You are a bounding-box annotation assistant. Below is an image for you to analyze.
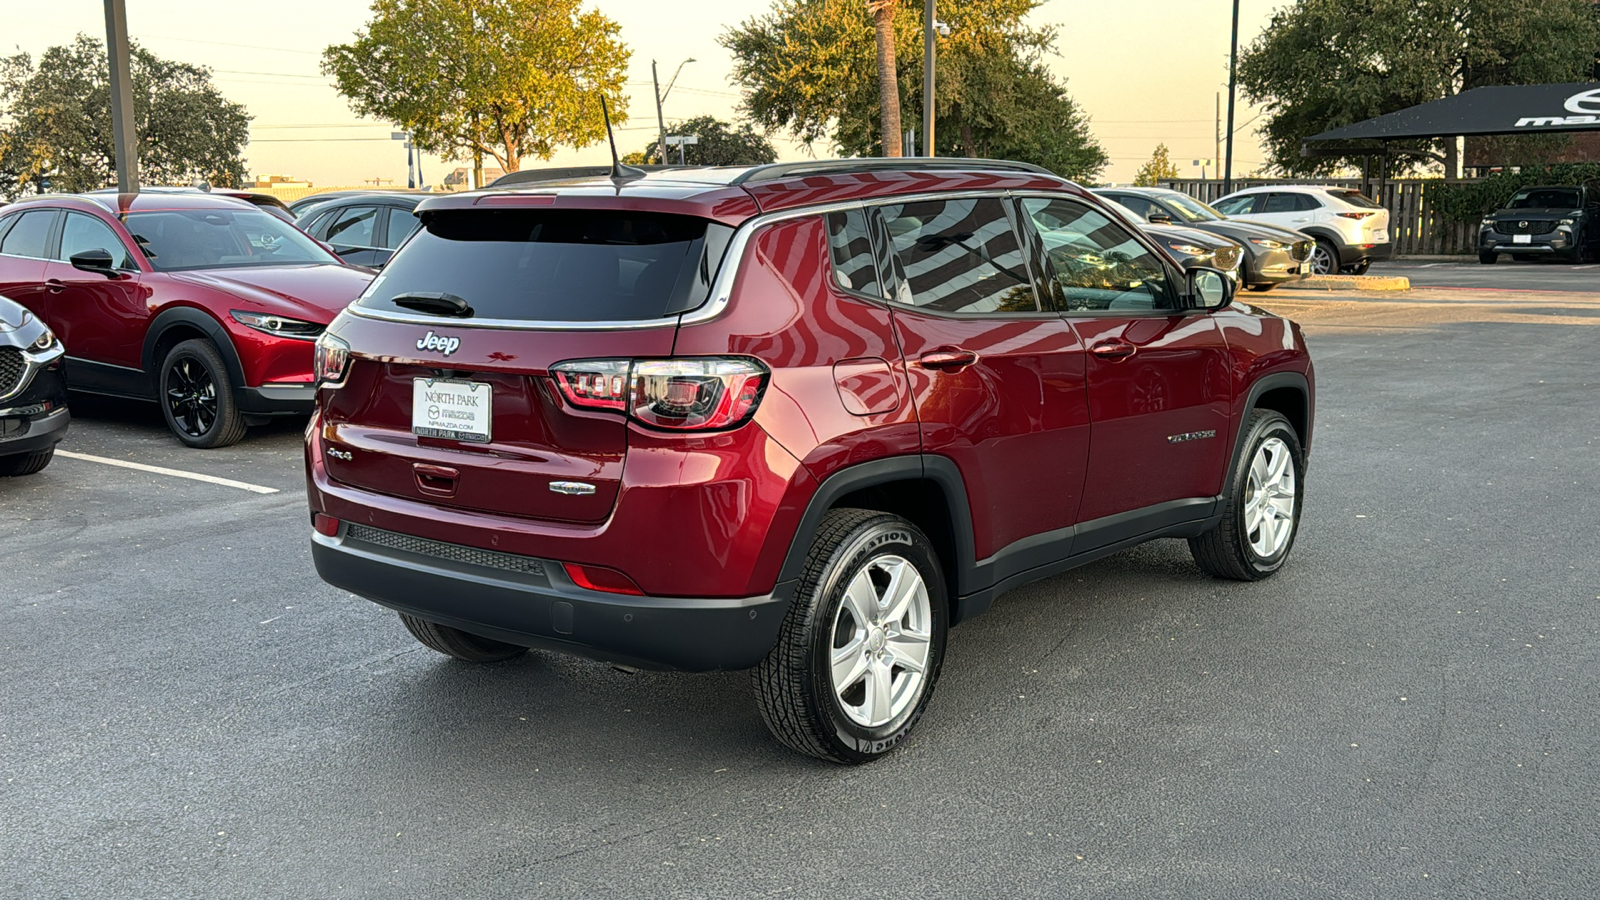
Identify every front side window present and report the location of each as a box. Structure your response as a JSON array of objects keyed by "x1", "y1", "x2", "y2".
[
  {"x1": 1263, "y1": 193, "x2": 1313, "y2": 213},
  {"x1": 1213, "y1": 195, "x2": 1258, "y2": 216},
  {"x1": 59, "y1": 213, "x2": 135, "y2": 269},
  {"x1": 0, "y1": 210, "x2": 57, "y2": 259},
  {"x1": 878, "y1": 197, "x2": 1036, "y2": 314},
  {"x1": 120, "y1": 208, "x2": 337, "y2": 271},
  {"x1": 1021, "y1": 197, "x2": 1173, "y2": 312},
  {"x1": 1107, "y1": 194, "x2": 1161, "y2": 221},
  {"x1": 826, "y1": 209, "x2": 881, "y2": 296},
  {"x1": 326, "y1": 206, "x2": 379, "y2": 249}
]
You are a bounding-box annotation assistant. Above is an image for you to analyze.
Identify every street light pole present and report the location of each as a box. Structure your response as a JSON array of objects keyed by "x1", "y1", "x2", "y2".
[
  {"x1": 653, "y1": 58, "x2": 695, "y2": 165},
  {"x1": 923, "y1": 0, "x2": 935, "y2": 158},
  {"x1": 1223, "y1": 0, "x2": 1240, "y2": 195},
  {"x1": 103, "y1": 0, "x2": 139, "y2": 192}
]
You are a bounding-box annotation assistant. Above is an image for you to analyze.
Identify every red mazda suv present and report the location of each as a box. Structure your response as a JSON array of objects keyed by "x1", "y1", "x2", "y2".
[
  {"x1": 306, "y1": 160, "x2": 1314, "y2": 763},
  {"x1": 0, "y1": 192, "x2": 373, "y2": 447}
]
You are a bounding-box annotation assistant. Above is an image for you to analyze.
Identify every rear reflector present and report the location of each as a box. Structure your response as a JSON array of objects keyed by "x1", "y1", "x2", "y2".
[
  {"x1": 563, "y1": 562, "x2": 644, "y2": 595},
  {"x1": 313, "y1": 513, "x2": 340, "y2": 537}
]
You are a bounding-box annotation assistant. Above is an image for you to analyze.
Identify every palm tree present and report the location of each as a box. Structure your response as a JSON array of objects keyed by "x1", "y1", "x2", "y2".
[{"x1": 869, "y1": 1, "x2": 902, "y2": 157}]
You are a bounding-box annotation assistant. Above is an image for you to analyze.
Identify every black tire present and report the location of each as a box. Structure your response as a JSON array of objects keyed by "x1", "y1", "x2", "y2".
[
  {"x1": 399, "y1": 613, "x2": 529, "y2": 662},
  {"x1": 1244, "y1": 283, "x2": 1276, "y2": 292},
  {"x1": 0, "y1": 447, "x2": 54, "y2": 476},
  {"x1": 1478, "y1": 251, "x2": 1498, "y2": 265},
  {"x1": 1344, "y1": 260, "x2": 1371, "y2": 275},
  {"x1": 1309, "y1": 238, "x2": 1340, "y2": 276},
  {"x1": 754, "y1": 509, "x2": 948, "y2": 764},
  {"x1": 1189, "y1": 409, "x2": 1305, "y2": 581},
  {"x1": 159, "y1": 339, "x2": 247, "y2": 448}
]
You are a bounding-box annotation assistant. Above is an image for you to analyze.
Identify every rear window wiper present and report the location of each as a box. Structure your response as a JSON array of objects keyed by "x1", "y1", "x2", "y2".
[{"x1": 391, "y1": 291, "x2": 473, "y2": 318}]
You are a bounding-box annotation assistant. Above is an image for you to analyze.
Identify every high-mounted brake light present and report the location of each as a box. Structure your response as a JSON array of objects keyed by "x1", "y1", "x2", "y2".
[{"x1": 550, "y1": 357, "x2": 769, "y2": 431}]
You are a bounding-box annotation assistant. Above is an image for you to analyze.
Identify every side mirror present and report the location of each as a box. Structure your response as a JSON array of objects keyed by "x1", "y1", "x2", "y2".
[
  {"x1": 1186, "y1": 266, "x2": 1233, "y2": 311},
  {"x1": 69, "y1": 248, "x2": 118, "y2": 278},
  {"x1": 1147, "y1": 212, "x2": 1173, "y2": 225}
]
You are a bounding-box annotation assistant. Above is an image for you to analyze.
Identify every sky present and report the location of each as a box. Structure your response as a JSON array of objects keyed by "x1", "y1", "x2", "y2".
[{"x1": 5, "y1": 0, "x2": 1281, "y2": 188}]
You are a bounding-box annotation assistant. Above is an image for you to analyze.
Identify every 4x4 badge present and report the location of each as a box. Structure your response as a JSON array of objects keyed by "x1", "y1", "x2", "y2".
[{"x1": 417, "y1": 331, "x2": 461, "y2": 356}]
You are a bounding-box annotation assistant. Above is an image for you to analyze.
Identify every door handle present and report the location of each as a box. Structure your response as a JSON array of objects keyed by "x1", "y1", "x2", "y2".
[
  {"x1": 918, "y1": 348, "x2": 978, "y2": 370},
  {"x1": 1090, "y1": 339, "x2": 1136, "y2": 360},
  {"x1": 413, "y1": 463, "x2": 459, "y2": 497},
  {"x1": 45, "y1": 279, "x2": 64, "y2": 293}
]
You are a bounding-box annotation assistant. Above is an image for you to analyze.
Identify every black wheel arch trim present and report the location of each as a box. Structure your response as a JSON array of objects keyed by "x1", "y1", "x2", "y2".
[
  {"x1": 1227, "y1": 371, "x2": 1312, "y2": 478},
  {"x1": 142, "y1": 307, "x2": 248, "y2": 396}
]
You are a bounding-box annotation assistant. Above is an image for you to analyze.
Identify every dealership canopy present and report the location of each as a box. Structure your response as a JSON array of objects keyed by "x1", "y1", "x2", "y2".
[{"x1": 1307, "y1": 82, "x2": 1600, "y2": 143}]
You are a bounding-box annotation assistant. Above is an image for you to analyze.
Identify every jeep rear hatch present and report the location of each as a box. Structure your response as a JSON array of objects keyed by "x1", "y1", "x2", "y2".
[{"x1": 318, "y1": 207, "x2": 736, "y2": 524}]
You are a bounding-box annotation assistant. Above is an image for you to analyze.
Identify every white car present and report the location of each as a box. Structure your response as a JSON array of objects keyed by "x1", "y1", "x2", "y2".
[{"x1": 1211, "y1": 186, "x2": 1392, "y2": 275}]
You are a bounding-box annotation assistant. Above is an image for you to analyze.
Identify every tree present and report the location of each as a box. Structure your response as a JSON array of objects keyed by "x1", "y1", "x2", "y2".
[
  {"x1": 323, "y1": 0, "x2": 630, "y2": 174},
  {"x1": 1237, "y1": 0, "x2": 1600, "y2": 177},
  {"x1": 1133, "y1": 143, "x2": 1180, "y2": 186},
  {"x1": 636, "y1": 116, "x2": 777, "y2": 166},
  {"x1": 869, "y1": 1, "x2": 903, "y2": 157},
  {"x1": 0, "y1": 35, "x2": 249, "y2": 198},
  {"x1": 720, "y1": 0, "x2": 1107, "y2": 181}
]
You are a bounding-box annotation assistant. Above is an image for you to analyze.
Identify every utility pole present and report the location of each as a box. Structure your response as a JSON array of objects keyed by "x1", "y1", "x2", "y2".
[
  {"x1": 922, "y1": 0, "x2": 935, "y2": 157},
  {"x1": 1223, "y1": 0, "x2": 1240, "y2": 195},
  {"x1": 1215, "y1": 92, "x2": 1221, "y2": 186},
  {"x1": 653, "y1": 60, "x2": 667, "y2": 166},
  {"x1": 103, "y1": 0, "x2": 139, "y2": 192}
]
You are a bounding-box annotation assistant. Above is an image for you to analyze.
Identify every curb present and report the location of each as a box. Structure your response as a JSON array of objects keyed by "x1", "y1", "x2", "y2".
[{"x1": 1296, "y1": 274, "x2": 1411, "y2": 292}]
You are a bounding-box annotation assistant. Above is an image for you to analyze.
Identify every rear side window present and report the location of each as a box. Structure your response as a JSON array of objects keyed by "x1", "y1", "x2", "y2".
[
  {"x1": 1264, "y1": 193, "x2": 1319, "y2": 213},
  {"x1": 383, "y1": 207, "x2": 420, "y2": 249},
  {"x1": 826, "y1": 209, "x2": 880, "y2": 296},
  {"x1": 878, "y1": 197, "x2": 1037, "y2": 314},
  {"x1": 0, "y1": 210, "x2": 56, "y2": 258},
  {"x1": 326, "y1": 206, "x2": 378, "y2": 248},
  {"x1": 1328, "y1": 189, "x2": 1383, "y2": 209},
  {"x1": 359, "y1": 209, "x2": 734, "y2": 322}
]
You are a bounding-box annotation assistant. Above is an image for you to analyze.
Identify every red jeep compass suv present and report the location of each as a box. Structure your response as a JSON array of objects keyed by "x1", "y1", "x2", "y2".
[{"x1": 306, "y1": 160, "x2": 1314, "y2": 763}]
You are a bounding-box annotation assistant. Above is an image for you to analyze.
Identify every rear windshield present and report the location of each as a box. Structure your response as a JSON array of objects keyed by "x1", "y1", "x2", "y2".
[
  {"x1": 357, "y1": 209, "x2": 734, "y2": 322},
  {"x1": 1327, "y1": 189, "x2": 1383, "y2": 209}
]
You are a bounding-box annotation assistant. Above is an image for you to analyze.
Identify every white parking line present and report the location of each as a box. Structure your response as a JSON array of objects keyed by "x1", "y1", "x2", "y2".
[
  {"x1": 55, "y1": 450, "x2": 280, "y2": 494},
  {"x1": 1574, "y1": 264, "x2": 1600, "y2": 270}
]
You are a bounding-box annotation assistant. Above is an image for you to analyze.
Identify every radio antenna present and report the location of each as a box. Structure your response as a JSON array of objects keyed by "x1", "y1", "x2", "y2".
[{"x1": 601, "y1": 95, "x2": 646, "y2": 182}]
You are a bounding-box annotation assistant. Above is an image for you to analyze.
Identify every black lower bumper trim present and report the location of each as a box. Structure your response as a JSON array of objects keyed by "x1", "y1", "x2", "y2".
[
  {"x1": 0, "y1": 407, "x2": 70, "y2": 456},
  {"x1": 312, "y1": 530, "x2": 792, "y2": 672},
  {"x1": 240, "y1": 383, "x2": 315, "y2": 416}
]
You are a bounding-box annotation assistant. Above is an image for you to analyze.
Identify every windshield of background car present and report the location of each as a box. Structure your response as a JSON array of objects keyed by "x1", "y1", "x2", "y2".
[
  {"x1": 120, "y1": 209, "x2": 337, "y2": 271},
  {"x1": 356, "y1": 209, "x2": 734, "y2": 322},
  {"x1": 1328, "y1": 189, "x2": 1384, "y2": 209},
  {"x1": 1162, "y1": 193, "x2": 1225, "y2": 222},
  {"x1": 1507, "y1": 188, "x2": 1581, "y2": 209}
]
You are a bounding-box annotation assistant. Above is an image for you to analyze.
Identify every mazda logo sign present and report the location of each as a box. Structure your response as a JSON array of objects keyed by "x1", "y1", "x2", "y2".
[
  {"x1": 1564, "y1": 88, "x2": 1600, "y2": 115},
  {"x1": 1520, "y1": 220, "x2": 1529, "y2": 228}
]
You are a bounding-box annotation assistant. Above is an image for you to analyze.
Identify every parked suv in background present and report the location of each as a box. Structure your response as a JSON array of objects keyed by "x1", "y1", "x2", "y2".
[
  {"x1": 0, "y1": 193, "x2": 373, "y2": 447},
  {"x1": 1477, "y1": 184, "x2": 1600, "y2": 264},
  {"x1": 294, "y1": 192, "x2": 423, "y2": 269},
  {"x1": 306, "y1": 160, "x2": 1315, "y2": 763},
  {"x1": 1212, "y1": 185, "x2": 1391, "y2": 275},
  {"x1": 0, "y1": 292, "x2": 67, "y2": 475},
  {"x1": 1093, "y1": 187, "x2": 1312, "y2": 291}
]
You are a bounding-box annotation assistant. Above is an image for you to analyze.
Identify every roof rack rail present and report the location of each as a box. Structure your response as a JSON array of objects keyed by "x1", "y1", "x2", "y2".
[
  {"x1": 730, "y1": 157, "x2": 1057, "y2": 184},
  {"x1": 488, "y1": 164, "x2": 706, "y2": 189}
]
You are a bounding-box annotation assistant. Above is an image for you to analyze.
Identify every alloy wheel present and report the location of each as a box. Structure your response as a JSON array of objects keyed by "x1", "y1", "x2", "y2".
[
  {"x1": 829, "y1": 555, "x2": 933, "y2": 729},
  {"x1": 165, "y1": 357, "x2": 218, "y2": 438},
  {"x1": 1309, "y1": 244, "x2": 1336, "y2": 275},
  {"x1": 1245, "y1": 436, "x2": 1297, "y2": 557}
]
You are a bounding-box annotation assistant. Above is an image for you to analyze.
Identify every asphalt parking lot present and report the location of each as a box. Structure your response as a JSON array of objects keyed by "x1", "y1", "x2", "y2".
[
  {"x1": 4, "y1": 272, "x2": 1599, "y2": 898},
  {"x1": 1373, "y1": 257, "x2": 1600, "y2": 292}
]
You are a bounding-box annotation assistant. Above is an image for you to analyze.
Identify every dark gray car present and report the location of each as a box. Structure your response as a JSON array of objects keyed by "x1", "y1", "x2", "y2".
[
  {"x1": 1478, "y1": 184, "x2": 1600, "y2": 264},
  {"x1": 294, "y1": 192, "x2": 424, "y2": 269},
  {"x1": 0, "y1": 293, "x2": 68, "y2": 475},
  {"x1": 1093, "y1": 187, "x2": 1313, "y2": 291}
]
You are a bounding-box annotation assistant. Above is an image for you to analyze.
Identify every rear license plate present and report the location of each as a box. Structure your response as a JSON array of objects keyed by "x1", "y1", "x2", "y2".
[
  {"x1": 1372, "y1": 229, "x2": 1389, "y2": 243},
  {"x1": 1513, "y1": 234, "x2": 1532, "y2": 244},
  {"x1": 413, "y1": 378, "x2": 491, "y2": 443}
]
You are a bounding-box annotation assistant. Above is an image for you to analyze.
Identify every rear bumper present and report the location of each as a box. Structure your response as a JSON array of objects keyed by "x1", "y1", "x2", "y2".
[
  {"x1": 1342, "y1": 241, "x2": 1393, "y2": 265},
  {"x1": 312, "y1": 525, "x2": 791, "y2": 671}
]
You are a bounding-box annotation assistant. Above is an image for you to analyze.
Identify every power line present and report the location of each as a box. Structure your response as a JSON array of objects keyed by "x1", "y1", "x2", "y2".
[
  {"x1": 214, "y1": 69, "x2": 326, "y2": 80},
  {"x1": 135, "y1": 33, "x2": 322, "y2": 55}
]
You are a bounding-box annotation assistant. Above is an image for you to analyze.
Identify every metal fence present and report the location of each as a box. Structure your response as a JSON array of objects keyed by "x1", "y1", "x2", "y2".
[{"x1": 1160, "y1": 178, "x2": 1479, "y2": 256}]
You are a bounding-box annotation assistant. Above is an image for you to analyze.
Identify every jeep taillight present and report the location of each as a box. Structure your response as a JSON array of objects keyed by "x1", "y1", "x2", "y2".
[
  {"x1": 550, "y1": 357, "x2": 769, "y2": 431},
  {"x1": 314, "y1": 333, "x2": 350, "y2": 385}
]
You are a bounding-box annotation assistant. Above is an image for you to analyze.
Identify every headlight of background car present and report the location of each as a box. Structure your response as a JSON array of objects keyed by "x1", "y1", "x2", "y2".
[
  {"x1": 1167, "y1": 243, "x2": 1210, "y2": 256},
  {"x1": 1481, "y1": 217, "x2": 1495, "y2": 227},
  {"x1": 1249, "y1": 238, "x2": 1286, "y2": 249},
  {"x1": 1560, "y1": 218, "x2": 1576, "y2": 226},
  {"x1": 31, "y1": 327, "x2": 56, "y2": 351},
  {"x1": 230, "y1": 310, "x2": 324, "y2": 340}
]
